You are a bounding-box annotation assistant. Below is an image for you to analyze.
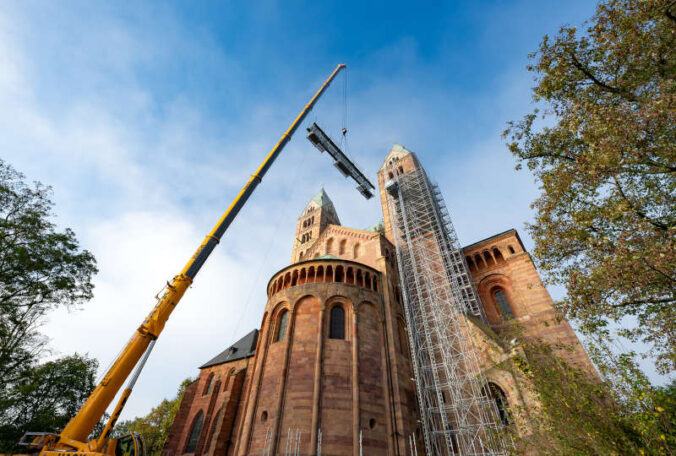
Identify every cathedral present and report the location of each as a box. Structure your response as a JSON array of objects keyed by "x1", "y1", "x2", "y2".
[{"x1": 162, "y1": 145, "x2": 596, "y2": 456}]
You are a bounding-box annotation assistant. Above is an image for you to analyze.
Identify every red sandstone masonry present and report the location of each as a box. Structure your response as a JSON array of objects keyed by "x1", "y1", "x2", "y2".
[
  {"x1": 164, "y1": 145, "x2": 599, "y2": 456},
  {"x1": 464, "y1": 230, "x2": 597, "y2": 374},
  {"x1": 162, "y1": 380, "x2": 197, "y2": 456}
]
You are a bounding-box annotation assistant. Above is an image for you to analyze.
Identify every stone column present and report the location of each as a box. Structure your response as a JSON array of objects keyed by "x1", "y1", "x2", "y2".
[
  {"x1": 270, "y1": 306, "x2": 296, "y2": 455},
  {"x1": 310, "y1": 299, "x2": 326, "y2": 454},
  {"x1": 235, "y1": 313, "x2": 272, "y2": 456},
  {"x1": 351, "y1": 307, "x2": 360, "y2": 456}
]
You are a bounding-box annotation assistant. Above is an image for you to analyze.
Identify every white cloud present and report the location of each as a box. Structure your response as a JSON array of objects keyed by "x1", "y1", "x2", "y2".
[{"x1": 0, "y1": 1, "x2": 375, "y2": 420}]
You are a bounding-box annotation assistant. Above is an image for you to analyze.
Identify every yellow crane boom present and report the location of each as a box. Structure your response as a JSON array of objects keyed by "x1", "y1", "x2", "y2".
[{"x1": 25, "y1": 63, "x2": 346, "y2": 456}]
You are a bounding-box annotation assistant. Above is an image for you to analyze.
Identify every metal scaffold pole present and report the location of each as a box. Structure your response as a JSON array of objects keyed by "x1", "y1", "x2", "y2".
[{"x1": 384, "y1": 162, "x2": 509, "y2": 456}]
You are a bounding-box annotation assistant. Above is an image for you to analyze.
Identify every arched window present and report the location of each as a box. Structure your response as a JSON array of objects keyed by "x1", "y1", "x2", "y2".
[
  {"x1": 184, "y1": 410, "x2": 204, "y2": 453},
  {"x1": 335, "y1": 266, "x2": 344, "y2": 283},
  {"x1": 329, "y1": 305, "x2": 345, "y2": 339},
  {"x1": 466, "y1": 256, "x2": 476, "y2": 271},
  {"x1": 276, "y1": 310, "x2": 289, "y2": 342},
  {"x1": 222, "y1": 369, "x2": 234, "y2": 391},
  {"x1": 326, "y1": 238, "x2": 334, "y2": 253},
  {"x1": 205, "y1": 407, "x2": 223, "y2": 451},
  {"x1": 493, "y1": 289, "x2": 514, "y2": 320},
  {"x1": 353, "y1": 243, "x2": 361, "y2": 258},
  {"x1": 493, "y1": 248, "x2": 504, "y2": 263},
  {"x1": 484, "y1": 251, "x2": 495, "y2": 267},
  {"x1": 346, "y1": 267, "x2": 354, "y2": 284},
  {"x1": 508, "y1": 245, "x2": 515, "y2": 254},
  {"x1": 202, "y1": 373, "x2": 215, "y2": 396},
  {"x1": 339, "y1": 239, "x2": 347, "y2": 255},
  {"x1": 485, "y1": 383, "x2": 511, "y2": 426}
]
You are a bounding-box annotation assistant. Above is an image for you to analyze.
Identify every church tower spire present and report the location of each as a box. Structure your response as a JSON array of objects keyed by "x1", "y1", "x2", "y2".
[{"x1": 291, "y1": 188, "x2": 340, "y2": 263}]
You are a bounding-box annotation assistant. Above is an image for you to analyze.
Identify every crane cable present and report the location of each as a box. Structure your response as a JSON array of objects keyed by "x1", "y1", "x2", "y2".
[
  {"x1": 340, "y1": 67, "x2": 349, "y2": 153},
  {"x1": 338, "y1": 67, "x2": 365, "y2": 180}
]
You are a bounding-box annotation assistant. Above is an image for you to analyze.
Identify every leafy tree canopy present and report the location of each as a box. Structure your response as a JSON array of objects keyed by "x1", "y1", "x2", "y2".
[
  {"x1": 511, "y1": 338, "x2": 675, "y2": 456},
  {"x1": 114, "y1": 378, "x2": 192, "y2": 456},
  {"x1": 505, "y1": 0, "x2": 676, "y2": 372},
  {"x1": 0, "y1": 158, "x2": 97, "y2": 383},
  {"x1": 0, "y1": 354, "x2": 98, "y2": 453},
  {"x1": 0, "y1": 159, "x2": 99, "y2": 451}
]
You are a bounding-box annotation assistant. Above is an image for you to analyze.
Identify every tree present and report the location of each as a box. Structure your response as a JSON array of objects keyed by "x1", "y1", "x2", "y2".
[
  {"x1": 509, "y1": 338, "x2": 675, "y2": 456},
  {"x1": 0, "y1": 159, "x2": 97, "y2": 386},
  {"x1": 504, "y1": 0, "x2": 676, "y2": 372},
  {"x1": 114, "y1": 378, "x2": 192, "y2": 456},
  {"x1": 0, "y1": 354, "x2": 98, "y2": 453}
]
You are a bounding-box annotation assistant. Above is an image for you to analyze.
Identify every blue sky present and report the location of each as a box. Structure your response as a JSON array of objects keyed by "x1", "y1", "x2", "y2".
[{"x1": 3, "y1": 1, "x2": 665, "y2": 421}]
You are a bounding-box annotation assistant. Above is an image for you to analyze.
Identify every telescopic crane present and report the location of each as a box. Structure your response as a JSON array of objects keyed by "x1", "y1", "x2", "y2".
[{"x1": 19, "y1": 64, "x2": 346, "y2": 456}]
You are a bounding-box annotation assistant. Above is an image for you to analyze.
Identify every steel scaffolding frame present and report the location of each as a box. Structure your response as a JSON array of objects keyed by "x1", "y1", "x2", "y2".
[{"x1": 385, "y1": 163, "x2": 509, "y2": 456}]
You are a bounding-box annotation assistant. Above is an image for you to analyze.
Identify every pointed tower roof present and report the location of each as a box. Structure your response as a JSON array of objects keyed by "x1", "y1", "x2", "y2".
[
  {"x1": 311, "y1": 187, "x2": 333, "y2": 207},
  {"x1": 301, "y1": 187, "x2": 340, "y2": 224},
  {"x1": 380, "y1": 143, "x2": 417, "y2": 170}
]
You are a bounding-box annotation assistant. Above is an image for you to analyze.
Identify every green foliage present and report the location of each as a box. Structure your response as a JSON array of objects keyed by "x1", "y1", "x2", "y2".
[
  {"x1": 504, "y1": 0, "x2": 676, "y2": 372},
  {"x1": 0, "y1": 159, "x2": 99, "y2": 451},
  {"x1": 114, "y1": 379, "x2": 192, "y2": 456},
  {"x1": 0, "y1": 159, "x2": 98, "y2": 385},
  {"x1": 514, "y1": 339, "x2": 675, "y2": 456},
  {"x1": 0, "y1": 354, "x2": 98, "y2": 453}
]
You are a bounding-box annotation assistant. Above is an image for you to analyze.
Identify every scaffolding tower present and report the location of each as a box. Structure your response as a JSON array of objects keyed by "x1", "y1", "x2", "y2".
[{"x1": 385, "y1": 162, "x2": 509, "y2": 456}]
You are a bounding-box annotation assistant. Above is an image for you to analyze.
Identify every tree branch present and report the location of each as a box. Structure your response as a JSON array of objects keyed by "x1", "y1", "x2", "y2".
[
  {"x1": 611, "y1": 176, "x2": 671, "y2": 231},
  {"x1": 641, "y1": 258, "x2": 676, "y2": 284},
  {"x1": 569, "y1": 52, "x2": 638, "y2": 102},
  {"x1": 612, "y1": 297, "x2": 676, "y2": 308},
  {"x1": 666, "y1": 1, "x2": 676, "y2": 22}
]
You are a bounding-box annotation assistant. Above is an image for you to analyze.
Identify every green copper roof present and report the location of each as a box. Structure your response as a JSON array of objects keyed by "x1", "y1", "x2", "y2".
[
  {"x1": 311, "y1": 188, "x2": 333, "y2": 207},
  {"x1": 364, "y1": 220, "x2": 385, "y2": 233},
  {"x1": 391, "y1": 143, "x2": 412, "y2": 154},
  {"x1": 315, "y1": 254, "x2": 341, "y2": 260}
]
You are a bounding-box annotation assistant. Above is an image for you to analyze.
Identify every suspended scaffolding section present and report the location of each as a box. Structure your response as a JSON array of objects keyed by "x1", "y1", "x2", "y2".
[
  {"x1": 307, "y1": 122, "x2": 375, "y2": 199},
  {"x1": 385, "y1": 162, "x2": 509, "y2": 456}
]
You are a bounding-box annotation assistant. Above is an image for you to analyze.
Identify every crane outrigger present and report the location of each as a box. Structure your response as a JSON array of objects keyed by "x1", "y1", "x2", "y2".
[{"x1": 20, "y1": 64, "x2": 347, "y2": 456}]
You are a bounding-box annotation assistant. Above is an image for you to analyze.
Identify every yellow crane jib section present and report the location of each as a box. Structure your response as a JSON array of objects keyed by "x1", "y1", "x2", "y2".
[{"x1": 49, "y1": 63, "x2": 346, "y2": 453}]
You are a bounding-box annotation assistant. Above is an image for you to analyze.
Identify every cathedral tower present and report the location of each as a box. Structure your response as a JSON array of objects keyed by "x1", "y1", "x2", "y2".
[
  {"x1": 290, "y1": 189, "x2": 341, "y2": 263},
  {"x1": 163, "y1": 144, "x2": 598, "y2": 456}
]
